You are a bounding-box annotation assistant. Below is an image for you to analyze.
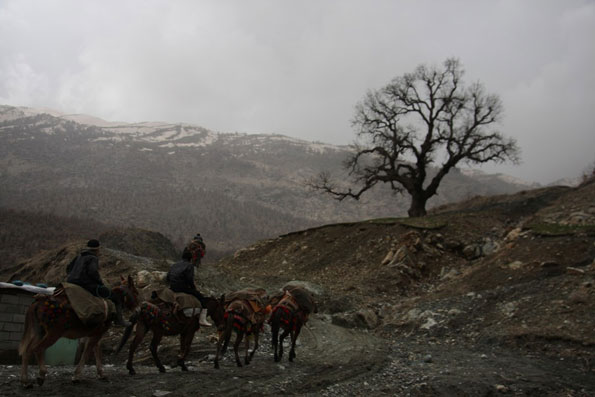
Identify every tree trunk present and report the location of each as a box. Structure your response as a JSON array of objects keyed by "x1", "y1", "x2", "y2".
[{"x1": 407, "y1": 194, "x2": 428, "y2": 217}]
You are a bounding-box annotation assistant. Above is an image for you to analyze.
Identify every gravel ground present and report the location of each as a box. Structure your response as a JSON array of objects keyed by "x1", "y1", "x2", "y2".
[{"x1": 2, "y1": 317, "x2": 594, "y2": 396}]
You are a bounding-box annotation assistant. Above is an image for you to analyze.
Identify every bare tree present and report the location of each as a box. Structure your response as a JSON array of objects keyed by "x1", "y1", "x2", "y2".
[{"x1": 309, "y1": 58, "x2": 520, "y2": 217}]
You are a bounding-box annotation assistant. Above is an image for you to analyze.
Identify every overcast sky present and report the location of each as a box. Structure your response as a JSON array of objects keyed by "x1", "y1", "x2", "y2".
[{"x1": 1, "y1": 0, "x2": 594, "y2": 184}]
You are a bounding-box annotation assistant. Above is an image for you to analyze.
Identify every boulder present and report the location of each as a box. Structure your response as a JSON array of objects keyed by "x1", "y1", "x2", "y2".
[
  {"x1": 355, "y1": 308, "x2": 379, "y2": 329},
  {"x1": 331, "y1": 308, "x2": 379, "y2": 329}
]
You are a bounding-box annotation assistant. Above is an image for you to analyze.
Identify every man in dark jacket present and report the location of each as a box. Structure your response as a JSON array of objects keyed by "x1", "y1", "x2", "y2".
[
  {"x1": 67, "y1": 239, "x2": 129, "y2": 327},
  {"x1": 167, "y1": 248, "x2": 211, "y2": 326}
]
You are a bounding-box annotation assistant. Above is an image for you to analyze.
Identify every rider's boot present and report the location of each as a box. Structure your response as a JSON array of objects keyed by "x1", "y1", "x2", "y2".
[{"x1": 199, "y1": 308, "x2": 212, "y2": 327}]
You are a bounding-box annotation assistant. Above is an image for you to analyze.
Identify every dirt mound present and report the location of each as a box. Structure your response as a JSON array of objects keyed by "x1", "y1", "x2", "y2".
[{"x1": 2, "y1": 240, "x2": 171, "y2": 291}]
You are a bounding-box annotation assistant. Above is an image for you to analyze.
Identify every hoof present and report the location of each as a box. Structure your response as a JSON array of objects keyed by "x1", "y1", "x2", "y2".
[
  {"x1": 128, "y1": 369, "x2": 136, "y2": 376},
  {"x1": 22, "y1": 382, "x2": 33, "y2": 389},
  {"x1": 36, "y1": 377, "x2": 45, "y2": 386},
  {"x1": 98, "y1": 375, "x2": 109, "y2": 382},
  {"x1": 177, "y1": 359, "x2": 188, "y2": 371},
  {"x1": 71, "y1": 378, "x2": 80, "y2": 384},
  {"x1": 214, "y1": 363, "x2": 220, "y2": 369},
  {"x1": 158, "y1": 366, "x2": 166, "y2": 373}
]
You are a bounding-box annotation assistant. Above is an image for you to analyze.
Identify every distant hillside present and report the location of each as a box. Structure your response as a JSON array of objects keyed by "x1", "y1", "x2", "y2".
[
  {"x1": 0, "y1": 208, "x2": 110, "y2": 270},
  {"x1": 0, "y1": 207, "x2": 179, "y2": 277},
  {"x1": 1, "y1": 240, "x2": 171, "y2": 290},
  {"x1": 0, "y1": 105, "x2": 537, "y2": 258}
]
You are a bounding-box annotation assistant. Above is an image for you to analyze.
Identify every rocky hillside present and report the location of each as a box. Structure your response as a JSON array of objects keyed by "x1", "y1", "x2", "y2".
[
  {"x1": 216, "y1": 178, "x2": 595, "y2": 360},
  {"x1": 0, "y1": 105, "x2": 537, "y2": 258}
]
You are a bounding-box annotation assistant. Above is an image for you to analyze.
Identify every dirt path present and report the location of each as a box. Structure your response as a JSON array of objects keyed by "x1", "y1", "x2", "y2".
[
  {"x1": 2, "y1": 317, "x2": 594, "y2": 396},
  {"x1": 0, "y1": 318, "x2": 387, "y2": 396}
]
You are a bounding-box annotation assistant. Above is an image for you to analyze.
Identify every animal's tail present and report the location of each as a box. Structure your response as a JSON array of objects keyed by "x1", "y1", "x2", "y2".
[
  {"x1": 116, "y1": 307, "x2": 140, "y2": 353},
  {"x1": 221, "y1": 313, "x2": 235, "y2": 354},
  {"x1": 18, "y1": 302, "x2": 43, "y2": 357},
  {"x1": 270, "y1": 307, "x2": 281, "y2": 343}
]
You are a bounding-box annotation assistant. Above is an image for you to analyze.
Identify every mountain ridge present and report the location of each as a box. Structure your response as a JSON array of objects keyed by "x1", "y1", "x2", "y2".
[{"x1": 0, "y1": 104, "x2": 540, "y2": 258}]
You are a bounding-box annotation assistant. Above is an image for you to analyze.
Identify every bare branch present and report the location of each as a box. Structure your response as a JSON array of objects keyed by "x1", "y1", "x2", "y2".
[{"x1": 311, "y1": 58, "x2": 520, "y2": 217}]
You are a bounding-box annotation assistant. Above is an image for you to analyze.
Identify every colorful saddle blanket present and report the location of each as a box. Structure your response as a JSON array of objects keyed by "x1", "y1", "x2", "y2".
[{"x1": 225, "y1": 288, "x2": 270, "y2": 324}]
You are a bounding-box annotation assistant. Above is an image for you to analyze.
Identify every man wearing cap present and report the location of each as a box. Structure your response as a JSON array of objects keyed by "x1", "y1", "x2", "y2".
[{"x1": 66, "y1": 239, "x2": 129, "y2": 327}]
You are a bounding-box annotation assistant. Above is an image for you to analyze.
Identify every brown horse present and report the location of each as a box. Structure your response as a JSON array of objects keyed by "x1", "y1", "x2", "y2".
[
  {"x1": 269, "y1": 286, "x2": 317, "y2": 363},
  {"x1": 214, "y1": 299, "x2": 269, "y2": 369},
  {"x1": 270, "y1": 292, "x2": 310, "y2": 362},
  {"x1": 117, "y1": 294, "x2": 225, "y2": 374},
  {"x1": 19, "y1": 275, "x2": 139, "y2": 387}
]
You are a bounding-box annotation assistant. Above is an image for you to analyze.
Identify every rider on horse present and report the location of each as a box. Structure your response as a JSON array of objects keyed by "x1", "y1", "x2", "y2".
[
  {"x1": 187, "y1": 233, "x2": 206, "y2": 267},
  {"x1": 66, "y1": 239, "x2": 129, "y2": 327},
  {"x1": 166, "y1": 247, "x2": 211, "y2": 326}
]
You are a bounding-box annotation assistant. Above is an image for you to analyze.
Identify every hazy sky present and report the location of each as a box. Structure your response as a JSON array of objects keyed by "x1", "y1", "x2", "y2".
[{"x1": 1, "y1": 0, "x2": 594, "y2": 184}]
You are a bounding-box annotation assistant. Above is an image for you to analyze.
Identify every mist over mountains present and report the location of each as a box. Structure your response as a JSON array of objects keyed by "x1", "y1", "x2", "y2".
[{"x1": 0, "y1": 105, "x2": 537, "y2": 258}]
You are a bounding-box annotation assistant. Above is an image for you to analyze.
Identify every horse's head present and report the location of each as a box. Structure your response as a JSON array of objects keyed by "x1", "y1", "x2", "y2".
[
  {"x1": 205, "y1": 294, "x2": 226, "y2": 330},
  {"x1": 115, "y1": 275, "x2": 140, "y2": 310}
]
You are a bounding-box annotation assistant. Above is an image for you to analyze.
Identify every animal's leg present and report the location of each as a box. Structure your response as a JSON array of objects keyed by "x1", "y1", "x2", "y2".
[
  {"x1": 271, "y1": 322, "x2": 280, "y2": 362},
  {"x1": 244, "y1": 333, "x2": 250, "y2": 365},
  {"x1": 73, "y1": 337, "x2": 93, "y2": 383},
  {"x1": 248, "y1": 331, "x2": 260, "y2": 364},
  {"x1": 29, "y1": 331, "x2": 61, "y2": 386},
  {"x1": 20, "y1": 348, "x2": 31, "y2": 387},
  {"x1": 19, "y1": 332, "x2": 40, "y2": 387},
  {"x1": 33, "y1": 349, "x2": 47, "y2": 386},
  {"x1": 19, "y1": 326, "x2": 37, "y2": 386},
  {"x1": 92, "y1": 339, "x2": 107, "y2": 380},
  {"x1": 278, "y1": 327, "x2": 290, "y2": 361},
  {"x1": 177, "y1": 330, "x2": 196, "y2": 371},
  {"x1": 221, "y1": 321, "x2": 233, "y2": 355},
  {"x1": 214, "y1": 332, "x2": 223, "y2": 369},
  {"x1": 234, "y1": 332, "x2": 244, "y2": 367},
  {"x1": 215, "y1": 316, "x2": 234, "y2": 369},
  {"x1": 150, "y1": 332, "x2": 165, "y2": 373},
  {"x1": 289, "y1": 325, "x2": 302, "y2": 362},
  {"x1": 127, "y1": 323, "x2": 147, "y2": 375}
]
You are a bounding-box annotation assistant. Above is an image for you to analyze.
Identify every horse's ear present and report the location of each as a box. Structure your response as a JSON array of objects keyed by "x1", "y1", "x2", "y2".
[
  {"x1": 128, "y1": 274, "x2": 134, "y2": 287},
  {"x1": 219, "y1": 294, "x2": 225, "y2": 304},
  {"x1": 120, "y1": 275, "x2": 125, "y2": 282}
]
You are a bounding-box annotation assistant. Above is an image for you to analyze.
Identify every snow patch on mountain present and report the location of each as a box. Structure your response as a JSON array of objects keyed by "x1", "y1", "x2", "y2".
[{"x1": 1, "y1": 105, "x2": 348, "y2": 155}]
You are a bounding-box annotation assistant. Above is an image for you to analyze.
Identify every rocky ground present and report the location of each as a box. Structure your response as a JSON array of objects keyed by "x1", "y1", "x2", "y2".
[{"x1": 1, "y1": 180, "x2": 594, "y2": 396}]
